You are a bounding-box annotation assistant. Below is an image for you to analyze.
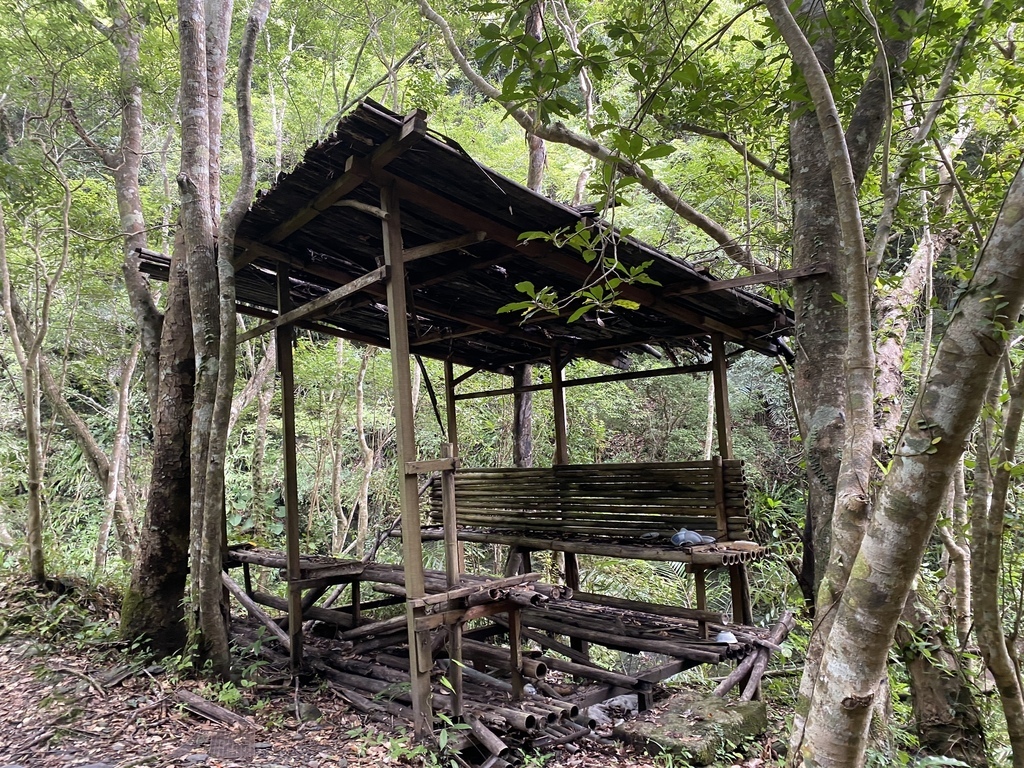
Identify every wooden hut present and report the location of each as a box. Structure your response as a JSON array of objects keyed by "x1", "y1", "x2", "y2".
[{"x1": 141, "y1": 100, "x2": 799, "y2": 740}]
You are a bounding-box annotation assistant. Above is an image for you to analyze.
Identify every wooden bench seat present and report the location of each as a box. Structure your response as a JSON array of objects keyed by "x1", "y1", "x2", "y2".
[{"x1": 421, "y1": 458, "x2": 765, "y2": 567}]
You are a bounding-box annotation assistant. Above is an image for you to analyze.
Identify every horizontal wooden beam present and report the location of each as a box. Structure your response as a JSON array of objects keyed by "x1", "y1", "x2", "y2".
[
  {"x1": 405, "y1": 457, "x2": 460, "y2": 475},
  {"x1": 453, "y1": 362, "x2": 713, "y2": 401},
  {"x1": 667, "y1": 263, "x2": 829, "y2": 296},
  {"x1": 237, "y1": 267, "x2": 387, "y2": 342},
  {"x1": 403, "y1": 231, "x2": 488, "y2": 263}
]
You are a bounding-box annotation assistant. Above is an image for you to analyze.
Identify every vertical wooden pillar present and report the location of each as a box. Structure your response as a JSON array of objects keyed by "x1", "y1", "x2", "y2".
[
  {"x1": 550, "y1": 348, "x2": 569, "y2": 466},
  {"x1": 444, "y1": 360, "x2": 459, "y2": 457},
  {"x1": 551, "y1": 347, "x2": 584, "y2": 654},
  {"x1": 440, "y1": 442, "x2": 463, "y2": 717},
  {"x1": 694, "y1": 566, "x2": 708, "y2": 639},
  {"x1": 710, "y1": 333, "x2": 734, "y2": 460},
  {"x1": 380, "y1": 184, "x2": 432, "y2": 738},
  {"x1": 276, "y1": 268, "x2": 304, "y2": 670},
  {"x1": 711, "y1": 333, "x2": 751, "y2": 625}
]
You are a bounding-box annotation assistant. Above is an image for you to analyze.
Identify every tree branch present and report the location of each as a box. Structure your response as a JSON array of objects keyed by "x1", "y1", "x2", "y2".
[
  {"x1": 670, "y1": 121, "x2": 788, "y2": 183},
  {"x1": 418, "y1": 0, "x2": 769, "y2": 273}
]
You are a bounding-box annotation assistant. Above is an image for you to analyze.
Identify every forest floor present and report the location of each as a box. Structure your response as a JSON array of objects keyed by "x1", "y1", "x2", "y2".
[{"x1": 0, "y1": 573, "x2": 778, "y2": 768}]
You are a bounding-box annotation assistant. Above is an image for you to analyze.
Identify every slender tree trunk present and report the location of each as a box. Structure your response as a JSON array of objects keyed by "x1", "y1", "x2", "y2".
[
  {"x1": 355, "y1": 346, "x2": 375, "y2": 557},
  {"x1": 791, "y1": 160, "x2": 1024, "y2": 766},
  {"x1": 972, "y1": 361, "x2": 1024, "y2": 766},
  {"x1": 330, "y1": 339, "x2": 349, "y2": 554},
  {"x1": 95, "y1": 340, "x2": 141, "y2": 571},
  {"x1": 251, "y1": 339, "x2": 275, "y2": 537}
]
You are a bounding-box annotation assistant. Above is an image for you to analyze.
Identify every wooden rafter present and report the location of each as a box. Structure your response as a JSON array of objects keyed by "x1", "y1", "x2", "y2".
[
  {"x1": 403, "y1": 231, "x2": 488, "y2": 262},
  {"x1": 666, "y1": 263, "x2": 829, "y2": 296},
  {"x1": 373, "y1": 170, "x2": 784, "y2": 357},
  {"x1": 237, "y1": 267, "x2": 387, "y2": 342}
]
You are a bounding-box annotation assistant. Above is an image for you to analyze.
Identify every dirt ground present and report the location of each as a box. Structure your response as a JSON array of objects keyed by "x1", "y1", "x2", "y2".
[{"x1": 0, "y1": 574, "x2": 768, "y2": 768}]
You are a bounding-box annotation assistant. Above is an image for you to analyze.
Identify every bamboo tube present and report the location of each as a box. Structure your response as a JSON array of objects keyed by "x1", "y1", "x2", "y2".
[
  {"x1": 465, "y1": 713, "x2": 510, "y2": 758},
  {"x1": 569, "y1": 591, "x2": 728, "y2": 624},
  {"x1": 539, "y1": 655, "x2": 649, "y2": 691},
  {"x1": 469, "y1": 703, "x2": 537, "y2": 732},
  {"x1": 521, "y1": 614, "x2": 725, "y2": 662}
]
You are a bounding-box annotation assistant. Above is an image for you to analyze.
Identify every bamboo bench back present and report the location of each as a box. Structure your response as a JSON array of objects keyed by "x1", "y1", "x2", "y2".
[{"x1": 427, "y1": 458, "x2": 752, "y2": 543}]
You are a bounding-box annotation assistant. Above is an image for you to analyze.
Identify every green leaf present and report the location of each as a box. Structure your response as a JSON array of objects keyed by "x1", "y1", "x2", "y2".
[
  {"x1": 613, "y1": 299, "x2": 640, "y2": 310},
  {"x1": 515, "y1": 280, "x2": 536, "y2": 296},
  {"x1": 567, "y1": 305, "x2": 590, "y2": 323},
  {"x1": 497, "y1": 300, "x2": 534, "y2": 314},
  {"x1": 639, "y1": 143, "x2": 677, "y2": 161}
]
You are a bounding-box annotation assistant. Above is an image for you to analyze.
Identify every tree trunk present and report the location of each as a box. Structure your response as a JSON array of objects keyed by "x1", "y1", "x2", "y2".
[
  {"x1": 895, "y1": 590, "x2": 988, "y2": 766},
  {"x1": 792, "y1": 159, "x2": 1024, "y2": 766},
  {"x1": 95, "y1": 340, "x2": 141, "y2": 571},
  {"x1": 330, "y1": 339, "x2": 348, "y2": 554},
  {"x1": 121, "y1": 233, "x2": 194, "y2": 656},
  {"x1": 972, "y1": 361, "x2": 1024, "y2": 766},
  {"x1": 354, "y1": 346, "x2": 375, "y2": 558}
]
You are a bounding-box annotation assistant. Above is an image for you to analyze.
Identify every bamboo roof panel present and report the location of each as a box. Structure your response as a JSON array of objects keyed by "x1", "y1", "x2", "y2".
[{"x1": 143, "y1": 100, "x2": 793, "y2": 372}]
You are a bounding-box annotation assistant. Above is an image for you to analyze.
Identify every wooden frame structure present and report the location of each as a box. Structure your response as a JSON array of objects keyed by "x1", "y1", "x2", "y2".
[{"x1": 140, "y1": 100, "x2": 796, "y2": 739}]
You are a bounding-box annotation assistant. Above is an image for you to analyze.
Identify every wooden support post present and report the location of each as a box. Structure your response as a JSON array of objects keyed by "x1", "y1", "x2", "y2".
[
  {"x1": 351, "y1": 580, "x2": 362, "y2": 626},
  {"x1": 694, "y1": 567, "x2": 708, "y2": 640},
  {"x1": 444, "y1": 360, "x2": 459, "y2": 457},
  {"x1": 242, "y1": 562, "x2": 253, "y2": 597},
  {"x1": 710, "y1": 333, "x2": 734, "y2": 460},
  {"x1": 442, "y1": 442, "x2": 464, "y2": 718},
  {"x1": 550, "y1": 348, "x2": 569, "y2": 465},
  {"x1": 381, "y1": 183, "x2": 432, "y2": 738},
  {"x1": 712, "y1": 333, "x2": 753, "y2": 625},
  {"x1": 551, "y1": 348, "x2": 584, "y2": 654},
  {"x1": 277, "y1": 267, "x2": 304, "y2": 670},
  {"x1": 730, "y1": 563, "x2": 753, "y2": 625},
  {"x1": 507, "y1": 607, "x2": 525, "y2": 699}
]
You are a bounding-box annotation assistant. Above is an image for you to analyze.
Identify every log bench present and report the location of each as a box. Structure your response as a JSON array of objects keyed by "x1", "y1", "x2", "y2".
[{"x1": 418, "y1": 457, "x2": 765, "y2": 624}]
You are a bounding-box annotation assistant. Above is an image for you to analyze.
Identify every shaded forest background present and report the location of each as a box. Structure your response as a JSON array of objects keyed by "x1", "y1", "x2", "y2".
[{"x1": 1, "y1": 0, "x2": 1023, "y2": 764}]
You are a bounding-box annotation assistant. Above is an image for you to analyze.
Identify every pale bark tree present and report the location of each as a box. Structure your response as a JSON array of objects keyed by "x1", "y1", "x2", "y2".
[
  {"x1": 789, "y1": 155, "x2": 1024, "y2": 765},
  {"x1": 94, "y1": 341, "x2": 140, "y2": 571},
  {"x1": 972, "y1": 361, "x2": 1024, "y2": 765},
  {"x1": 0, "y1": 201, "x2": 49, "y2": 583},
  {"x1": 177, "y1": 0, "x2": 271, "y2": 675},
  {"x1": 354, "y1": 345, "x2": 375, "y2": 557}
]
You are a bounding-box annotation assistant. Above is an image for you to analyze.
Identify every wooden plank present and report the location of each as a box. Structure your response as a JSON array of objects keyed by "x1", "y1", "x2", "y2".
[
  {"x1": 453, "y1": 362, "x2": 713, "y2": 401},
  {"x1": 420, "y1": 530, "x2": 762, "y2": 563},
  {"x1": 403, "y1": 231, "x2": 488, "y2": 263},
  {"x1": 276, "y1": 268, "x2": 304, "y2": 669},
  {"x1": 405, "y1": 457, "x2": 458, "y2": 474},
  {"x1": 667, "y1": 263, "x2": 829, "y2": 296},
  {"x1": 380, "y1": 182, "x2": 432, "y2": 738},
  {"x1": 237, "y1": 267, "x2": 387, "y2": 342}
]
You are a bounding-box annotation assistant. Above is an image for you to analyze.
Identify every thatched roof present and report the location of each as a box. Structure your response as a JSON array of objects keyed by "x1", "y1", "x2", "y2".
[{"x1": 142, "y1": 101, "x2": 793, "y2": 372}]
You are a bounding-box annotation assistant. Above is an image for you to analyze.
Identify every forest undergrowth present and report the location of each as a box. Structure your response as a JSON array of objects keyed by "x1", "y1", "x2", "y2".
[{"x1": 0, "y1": 570, "x2": 788, "y2": 768}]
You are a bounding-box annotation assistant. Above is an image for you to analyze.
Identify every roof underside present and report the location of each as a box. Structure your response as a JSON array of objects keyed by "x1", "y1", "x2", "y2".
[{"x1": 142, "y1": 101, "x2": 792, "y2": 374}]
